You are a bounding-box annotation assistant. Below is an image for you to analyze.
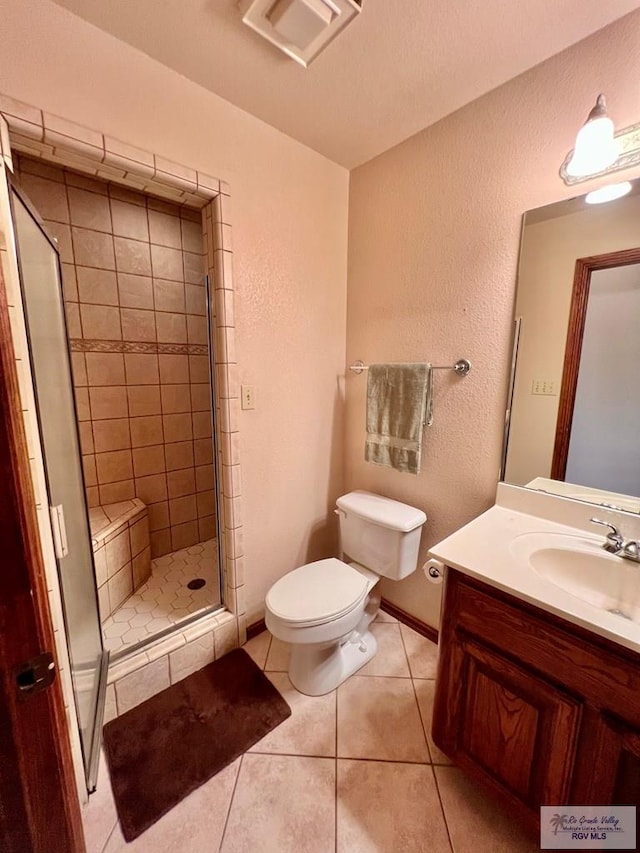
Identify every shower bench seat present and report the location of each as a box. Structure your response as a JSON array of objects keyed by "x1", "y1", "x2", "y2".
[{"x1": 89, "y1": 499, "x2": 151, "y2": 623}]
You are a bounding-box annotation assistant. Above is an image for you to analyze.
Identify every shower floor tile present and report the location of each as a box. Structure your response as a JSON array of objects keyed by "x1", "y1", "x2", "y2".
[{"x1": 102, "y1": 539, "x2": 220, "y2": 654}]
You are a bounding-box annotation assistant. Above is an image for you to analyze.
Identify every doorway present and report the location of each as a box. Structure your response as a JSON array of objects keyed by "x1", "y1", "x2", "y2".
[{"x1": 551, "y1": 246, "x2": 640, "y2": 494}]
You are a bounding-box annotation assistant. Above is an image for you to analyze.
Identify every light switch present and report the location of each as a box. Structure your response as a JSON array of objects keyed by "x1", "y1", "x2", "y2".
[
  {"x1": 241, "y1": 385, "x2": 256, "y2": 410},
  {"x1": 532, "y1": 379, "x2": 557, "y2": 396}
]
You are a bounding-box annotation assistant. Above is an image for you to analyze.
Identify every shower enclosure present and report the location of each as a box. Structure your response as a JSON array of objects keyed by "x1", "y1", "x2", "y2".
[{"x1": 6, "y1": 155, "x2": 224, "y2": 788}]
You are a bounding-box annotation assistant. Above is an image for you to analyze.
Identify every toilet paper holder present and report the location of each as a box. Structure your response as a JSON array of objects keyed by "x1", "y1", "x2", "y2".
[{"x1": 422, "y1": 559, "x2": 445, "y2": 584}]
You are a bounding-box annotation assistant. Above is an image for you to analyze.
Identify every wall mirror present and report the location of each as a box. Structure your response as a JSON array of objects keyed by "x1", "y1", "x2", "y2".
[{"x1": 502, "y1": 178, "x2": 640, "y2": 513}]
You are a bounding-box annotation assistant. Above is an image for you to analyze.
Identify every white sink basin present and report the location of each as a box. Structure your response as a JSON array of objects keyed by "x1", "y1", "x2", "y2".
[{"x1": 509, "y1": 531, "x2": 640, "y2": 623}]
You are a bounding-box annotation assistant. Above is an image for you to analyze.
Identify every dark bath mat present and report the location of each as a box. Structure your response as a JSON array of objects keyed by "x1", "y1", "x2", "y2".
[{"x1": 103, "y1": 647, "x2": 291, "y2": 841}]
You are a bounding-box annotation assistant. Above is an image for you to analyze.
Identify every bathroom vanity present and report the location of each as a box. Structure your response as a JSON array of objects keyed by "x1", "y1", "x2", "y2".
[{"x1": 430, "y1": 485, "x2": 640, "y2": 833}]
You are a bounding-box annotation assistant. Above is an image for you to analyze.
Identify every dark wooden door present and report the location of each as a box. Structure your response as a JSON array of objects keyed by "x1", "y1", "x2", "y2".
[
  {"x1": 551, "y1": 246, "x2": 640, "y2": 481},
  {"x1": 0, "y1": 263, "x2": 85, "y2": 850},
  {"x1": 435, "y1": 632, "x2": 581, "y2": 822}
]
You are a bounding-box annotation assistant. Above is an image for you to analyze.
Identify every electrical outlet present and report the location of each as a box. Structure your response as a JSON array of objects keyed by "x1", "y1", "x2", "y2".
[
  {"x1": 241, "y1": 385, "x2": 256, "y2": 410},
  {"x1": 532, "y1": 379, "x2": 557, "y2": 396}
]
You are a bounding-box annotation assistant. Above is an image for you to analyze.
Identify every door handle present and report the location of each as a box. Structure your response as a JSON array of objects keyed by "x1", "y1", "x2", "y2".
[
  {"x1": 49, "y1": 504, "x2": 69, "y2": 558},
  {"x1": 15, "y1": 652, "x2": 56, "y2": 700}
]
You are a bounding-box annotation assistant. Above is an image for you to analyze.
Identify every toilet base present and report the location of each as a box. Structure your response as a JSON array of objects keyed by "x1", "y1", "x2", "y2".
[{"x1": 288, "y1": 629, "x2": 378, "y2": 696}]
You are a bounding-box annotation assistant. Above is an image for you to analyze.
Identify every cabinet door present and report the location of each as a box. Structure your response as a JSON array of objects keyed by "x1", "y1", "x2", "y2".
[
  {"x1": 613, "y1": 731, "x2": 640, "y2": 805},
  {"x1": 436, "y1": 634, "x2": 581, "y2": 813},
  {"x1": 575, "y1": 715, "x2": 640, "y2": 806}
]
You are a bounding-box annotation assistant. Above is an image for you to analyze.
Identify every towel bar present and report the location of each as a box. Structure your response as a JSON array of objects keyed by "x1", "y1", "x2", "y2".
[{"x1": 348, "y1": 358, "x2": 471, "y2": 376}]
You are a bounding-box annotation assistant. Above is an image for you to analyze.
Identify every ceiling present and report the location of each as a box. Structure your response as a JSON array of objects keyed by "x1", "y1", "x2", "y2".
[{"x1": 52, "y1": 0, "x2": 640, "y2": 168}]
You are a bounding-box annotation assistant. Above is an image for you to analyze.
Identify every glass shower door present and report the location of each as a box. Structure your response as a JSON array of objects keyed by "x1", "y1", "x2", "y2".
[{"x1": 9, "y1": 181, "x2": 107, "y2": 791}]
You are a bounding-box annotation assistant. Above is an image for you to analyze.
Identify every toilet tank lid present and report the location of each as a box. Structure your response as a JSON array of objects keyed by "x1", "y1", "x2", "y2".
[{"x1": 336, "y1": 491, "x2": 426, "y2": 532}]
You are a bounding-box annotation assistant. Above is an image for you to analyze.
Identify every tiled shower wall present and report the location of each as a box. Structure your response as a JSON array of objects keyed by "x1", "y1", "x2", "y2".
[{"x1": 13, "y1": 154, "x2": 216, "y2": 557}]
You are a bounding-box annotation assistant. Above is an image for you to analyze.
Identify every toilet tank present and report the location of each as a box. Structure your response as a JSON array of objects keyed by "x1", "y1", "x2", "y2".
[{"x1": 336, "y1": 491, "x2": 426, "y2": 580}]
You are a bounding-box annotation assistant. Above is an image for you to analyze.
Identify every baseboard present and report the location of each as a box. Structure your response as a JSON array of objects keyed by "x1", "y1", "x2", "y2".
[
  {"x1": 246, "y1": 618, "x2": 266, "y2": 641},
  {"x1": 246, "y1": 605, "x2": 437, "y2": 645},
  {"x1": 380, "y1": 598, "x2": 439, "y2": 644}
]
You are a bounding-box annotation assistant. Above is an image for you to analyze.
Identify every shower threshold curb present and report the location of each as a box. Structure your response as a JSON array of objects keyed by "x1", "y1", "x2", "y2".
[{"x1": 107, "y1": 610, "x2": 235, "y2": 684}]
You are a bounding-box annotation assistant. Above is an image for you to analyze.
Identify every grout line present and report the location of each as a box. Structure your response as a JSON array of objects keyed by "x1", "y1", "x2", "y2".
[
  {"x1": 264, "y1": 632, "x2": 273, "y2": 666},
  {"x1": 349, "y1": 671, "x2": 414, "y2": 680},
  {"x1": 243, "y1": 748, "x2": 435, "y2": 766},
  {"x1": 105, "y1": 177, "x2": 118, "y2": 315},
  {"x1": 337, "y1": 755, "x2": 432, "y2": 768},
  {"x1": 334, "y1": 670, "x2": 339, "y2": 853},
  {"x1": 334, "y1": 757, "x2": 338, "y2": 853},
  {"x1": 397, "y1": 617, "x2": 417, "y2": 680},
  {"x1": 100, "y1": 815, "x2": 119, "y2": 853},
  {"x1": 262, "y1": 632, "x2": 273, "y2": 670},
  {"x1": 218, "y1": 753, "x2": 244, "y2": 852},
  {"x1": 431, "y1": 764, "x2": 456, "y2": 853},
  {"x1": 410, "y1": 674, "x2": 434, "y2": 764}
]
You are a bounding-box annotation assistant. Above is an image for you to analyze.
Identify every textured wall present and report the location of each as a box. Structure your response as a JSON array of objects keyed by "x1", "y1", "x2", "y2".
[
  {"x1": 0, "y1": 0, "x2": 349, "y2": 621},
  {"x1": 346, "y1": 10, "x2": 640, "y2": 628}
]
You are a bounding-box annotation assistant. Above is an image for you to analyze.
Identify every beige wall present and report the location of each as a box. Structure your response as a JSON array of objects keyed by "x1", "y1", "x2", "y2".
[
  {"x1": 346, "y1": 10, "x2": 640, "y2": 628},
  {"x1": 506, "y1": 191, "x2": 640, "y2": 486},
  {"x1": 0, "y1": 0, "x2": 349, "y2": 622}
]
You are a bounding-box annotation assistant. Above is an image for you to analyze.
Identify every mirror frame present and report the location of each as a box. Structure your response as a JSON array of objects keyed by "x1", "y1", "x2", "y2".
[{"x1": 551, "y1": 245, "x2": 640, "y2": 480}]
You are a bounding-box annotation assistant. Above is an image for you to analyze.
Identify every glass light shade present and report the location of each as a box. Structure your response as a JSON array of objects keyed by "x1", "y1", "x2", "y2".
[
  {"x1": 585, "y1": 181, "x2": 632, "y2": 205},
  {"x1": 566, "y1": 115, "x2": 619, "y2": 177}
]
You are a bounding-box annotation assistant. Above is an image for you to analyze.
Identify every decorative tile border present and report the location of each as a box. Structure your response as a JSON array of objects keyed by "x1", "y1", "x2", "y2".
[
  {"x1": 0, "y1": 93, "x2": 246, "y2": 729},
  {"x1": 69, "y1": 338, "x2": 209, "y2": 356}
]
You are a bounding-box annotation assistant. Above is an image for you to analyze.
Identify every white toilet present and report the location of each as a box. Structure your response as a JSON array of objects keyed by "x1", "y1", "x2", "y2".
[{"x1": 265, "y1": 490, "x2": 426, "y2": 695}]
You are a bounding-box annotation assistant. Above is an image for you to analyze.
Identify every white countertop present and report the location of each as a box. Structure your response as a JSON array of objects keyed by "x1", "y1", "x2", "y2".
[{"x1": 429, "y1": 484, "x2": 640, "y2": 656}]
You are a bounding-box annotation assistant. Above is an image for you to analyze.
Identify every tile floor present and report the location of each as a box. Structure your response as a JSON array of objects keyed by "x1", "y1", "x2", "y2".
[
  {"x1": 101, "y1": 539, "x2": 220, "y2": 654},
  {"x1": 84, "y1": 613, "x2": 540, "y2": 852}
]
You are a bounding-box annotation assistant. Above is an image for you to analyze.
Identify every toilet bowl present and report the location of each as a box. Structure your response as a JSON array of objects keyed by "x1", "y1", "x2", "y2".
[
  {"x1": 265, "y1": 557, "x2": 381, "y2": 695},
  {"x1": 265, "y1": 491, "x2": 426, "y2": 696}
]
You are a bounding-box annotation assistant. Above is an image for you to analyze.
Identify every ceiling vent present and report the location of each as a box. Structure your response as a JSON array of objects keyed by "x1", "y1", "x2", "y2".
[{"x1": 239, "y1": 0, "x2": 362, "y2": 67}]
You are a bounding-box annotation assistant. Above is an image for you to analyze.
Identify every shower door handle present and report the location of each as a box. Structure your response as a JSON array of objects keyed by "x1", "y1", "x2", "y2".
[{"x1": 49, "y1": 504, "x2": 69, "y2": 559}]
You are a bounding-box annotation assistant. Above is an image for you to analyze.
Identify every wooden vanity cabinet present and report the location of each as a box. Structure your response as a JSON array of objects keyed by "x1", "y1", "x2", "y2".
[{"x1": 433, "y1": 570, "x2": 640, "y2": 832}]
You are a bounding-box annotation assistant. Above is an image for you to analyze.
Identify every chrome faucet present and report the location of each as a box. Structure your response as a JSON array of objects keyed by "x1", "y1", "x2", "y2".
[
  {"x1": 621, "y1": 540, "x2": 640, "y2": 562},
  {"x1": 590, "y1": 518, "x2": 640, "y2": 562}
]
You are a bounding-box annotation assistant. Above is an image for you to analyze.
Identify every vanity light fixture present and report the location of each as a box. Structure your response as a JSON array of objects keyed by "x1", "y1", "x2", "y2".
[
  {"x1": 560, "y1": 95, "x2": 640, "y2": 186},
  {"x1": 565, "y1": 95, "x2": 618, "y2": 178},
  {"x1": 584, "y1": 180, "x2": 633, "y2": 205},
  {"x1": 239, "y1": 0, "x2": 362, "y2": 67}
]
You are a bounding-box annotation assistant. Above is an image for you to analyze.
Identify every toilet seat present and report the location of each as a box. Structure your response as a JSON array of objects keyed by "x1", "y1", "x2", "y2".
[{"x1": 266, "y1": 558, "x2": 369, "y2": 628}]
